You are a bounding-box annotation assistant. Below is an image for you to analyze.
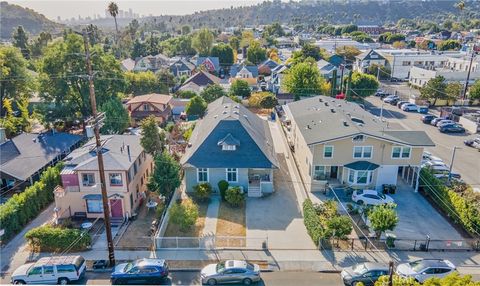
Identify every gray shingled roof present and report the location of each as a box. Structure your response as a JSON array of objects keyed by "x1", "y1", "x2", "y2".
[
  {"x1": 0, "y1": 132, "x2": 82, "y2": 181},
  {"x1": 64, "y1": 135, "x2": 143, "y2": 171},
  {"x1": 181, "y1": 97, "x2": 278, "y2": 169},
  {"x1": 285, "y1": 96, "x2": 435, "y2": 147}
]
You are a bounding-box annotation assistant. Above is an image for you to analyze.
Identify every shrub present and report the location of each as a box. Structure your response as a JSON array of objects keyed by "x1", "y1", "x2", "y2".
[
  {"x1": 248, "y1": 92, "x2": 277, "y2": 108},
  {"x1": 224, "y1": 187, "x2": 244, "y2": 207},
  {"x1": 193, "y1": 182, "x2": 212, "y2": 202},
  {"x1": 218, "y1": 180, "x2": 229, "y2": 200},
  {"x1": 303, "y1": 199, "x2": 324, "y2": 245},
  {"x1": 25, "y1": 225, "x2": 91, "y2": 252},
  {"x1": 169, "y1": 198, "x2": 199, "y2": 231},
  {"x1": 368, "y1": 204, "x2": 399, "y2": 239},
  {"x1": 0, "y1": 164, "x2": 62, "y2": 241}
]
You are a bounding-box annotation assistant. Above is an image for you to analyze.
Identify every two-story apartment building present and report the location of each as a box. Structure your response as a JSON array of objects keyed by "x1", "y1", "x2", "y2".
[
  {"x1": 284, "y1": 96, "x2": 435, "y2": 192},
  {"x1": 126, "y1": 93, "x2": 173, "y2": 125},
  {"x1": 54, "y1": 135, "x2": 153, "y2": 220},
  {"x1": 181, "y1": 97, "x2": 278, "y2": 197}
]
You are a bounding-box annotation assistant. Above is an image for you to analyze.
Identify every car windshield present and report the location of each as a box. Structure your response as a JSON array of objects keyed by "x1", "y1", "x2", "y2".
[
  {"x1": 124, "y1": 263, "x2": 133, "y2": 272},
  {"x1": 246, "y1": 263, "x2": 255, "y2": 271},
  {"x1": 378, "y1": 193, "x2": 386, "y2": 199},
  {"x1": 353, "y1": 264, "x2": 368, "y2": 274},
  {"x1": 216, "y1": 262, "x2": 226, "y2": 273},
  {"x1": 409, "y1": 261, "x2": 426, "y2": 272}
]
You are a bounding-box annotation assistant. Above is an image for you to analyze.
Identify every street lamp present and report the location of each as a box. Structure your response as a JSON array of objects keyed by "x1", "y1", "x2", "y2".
[{"x1": 448, "y1": 146, "x2": 461, "y2": 183}]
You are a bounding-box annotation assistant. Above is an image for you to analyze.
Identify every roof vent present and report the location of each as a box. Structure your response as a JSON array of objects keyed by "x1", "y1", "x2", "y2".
[
  {"x1": 346, "y1": 112, "x2": 351, "y2": 117},
  {"x1": 214, "y1": 115, "x2": 218, "y2": 118},
  {"x1": 224, "y1": 105, "x2": 228, "y2": 108},
  {"x1": 337, "y1": 104, "x2": 342, "y2": 107},
  {"x1": 222, "y1": 111, "x2": 227, "y2": 114},
  {"x1": 234, "y1": 105, "x2": 239, "y2": 109},
  {"x1": 343, "y1": 120, "x2": 349, "y2": 126},
  {"x1": 319, "y1": 98, "x2": 323, "y2": 102},
  {"x1": 330, "y1": 108, "x2": 336, "y2": 113},
  {"x1": 324, "y1": 102, "x2": 329, "y2": 106},
  {"x1": 234, "y1": 111, "x2": 239, "y2": 114},
  {"x1": 243, "y1": 115, "x2": 248, "y2": 118},
  {"x1": 306, "y1": 125, "x2": 311, "y2": 130}
]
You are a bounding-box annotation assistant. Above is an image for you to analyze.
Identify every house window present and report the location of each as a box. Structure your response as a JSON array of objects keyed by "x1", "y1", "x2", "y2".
[
  {"x1": 82, "y1": 173, "x2": 95, "y2": 186},
  {"x1": 143, "y1": 104, "x2": 150, "y2": 111},
  {"x1": 197, "y1": 168, "x2": 208, "y2": 182},
  {"x1": 324, "y1": 146, "x2": 334, "y2": 158},
  {"x1": 226, "y1": 168, "x2": 238, "y2": 182},
  {"x1": 347, "y1": 169, "x2": 373, "y2": 185},
  {"x1": 313, "y1": 166, "x2": 327, "y2": 181},
  {"x1": 86, "y1": 199, "x2": 103, "y2": 213},
  {"x1": 138, "y1": 156, "x2": 142, "y2": 166},
  {"x1": 353, "y1": 146, "x2": 372, "y2": 159},
  {"x1": 222, "y1": 145, "x2": 236, "y2": 151},
  {"x1": 109, "y1": 173, "x2": 123, "y2": 186},
  {"x1": 392, "y1": 146, "x2": 411, "y2": 158},
  {"x1": 127, "y1": 169, "x2": 132, "y2": 183},
  {"x1": 352, "y1": 135, "x2": 365, "y2": 142},
  {"x1": 133, "y1": 162, "x2": 138, "y2": 175}
]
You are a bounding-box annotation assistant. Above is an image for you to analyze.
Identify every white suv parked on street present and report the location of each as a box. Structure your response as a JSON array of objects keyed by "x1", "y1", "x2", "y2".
[
  {"x1": 396, "y1": 259, "x2": 456, "y2": 283},
  {"x1": 11, "y1": 256, "x2": 86, "y2": 285}
]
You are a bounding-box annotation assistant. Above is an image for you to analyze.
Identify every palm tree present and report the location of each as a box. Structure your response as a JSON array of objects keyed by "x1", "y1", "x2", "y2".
[{"x1": 108, "y1": 2, "x2": 119, "y2": 39}]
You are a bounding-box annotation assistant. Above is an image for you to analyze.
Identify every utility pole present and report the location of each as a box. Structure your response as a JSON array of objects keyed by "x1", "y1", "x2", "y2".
[
  {"x1": 388, "y1": 261, "x2": 394, "y2": 286},
  {"x1": 82, "y1": 29, "x2": 116, "y2": 266},
  {"x1": 462, "y1": 45, "x2": 476, "y2": 103},
  {"x1": 448, "y1": 146, "x2": 460, "y2": 183}
]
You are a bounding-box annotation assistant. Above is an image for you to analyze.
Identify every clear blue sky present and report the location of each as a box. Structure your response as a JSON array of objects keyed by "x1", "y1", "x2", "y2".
[{"x1": 9, "y1": 0, "x2": 266, "y2": 20}]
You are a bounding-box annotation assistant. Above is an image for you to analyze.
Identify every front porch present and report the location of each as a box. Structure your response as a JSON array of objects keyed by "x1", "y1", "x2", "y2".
[{"x1": 247, "y1": 169, "x2": 274, "y2": 197}]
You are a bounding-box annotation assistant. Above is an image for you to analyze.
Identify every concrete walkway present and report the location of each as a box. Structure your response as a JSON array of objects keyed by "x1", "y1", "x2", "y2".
[
  {"x1": 0, "y1": 203, "x2": 55, "y2": 275},
  {"x1": 201, "y1": 196, "x2": 220, "y2": 236}
]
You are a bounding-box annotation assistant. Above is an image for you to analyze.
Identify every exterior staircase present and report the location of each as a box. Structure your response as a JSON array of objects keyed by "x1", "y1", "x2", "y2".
[
  {"x1": 248, "y1": 186, "x2": 262, "y2": 198},
  {"x1": 110, "y1": 217, "x2": 125, "y2": 227}
]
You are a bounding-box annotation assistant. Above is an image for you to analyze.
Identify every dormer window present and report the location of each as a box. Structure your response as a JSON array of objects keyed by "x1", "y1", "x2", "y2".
[
  {"x1": 218, "y1": 133, "x2": 240, "y2": 151},
  {"x1": 352, "y1": 135, "x2": 365, "y2": 142}
]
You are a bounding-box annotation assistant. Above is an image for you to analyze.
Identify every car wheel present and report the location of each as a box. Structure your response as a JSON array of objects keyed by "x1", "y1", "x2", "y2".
[
  {"x1": 357, "y1": 200, "x2": 364, "y2": 205},
  {"x1": 13, "y1": 280, "x2": 26, "y2": 285},
  {"x1": 243, "y1": 278, "x2": 253, "y2": 285},
  {"x1": 58, "y1": 278, "x2": 69, "y2": 285},
  {"x1": 207, "y1": 279, "x2": 217, "y2": 285}
]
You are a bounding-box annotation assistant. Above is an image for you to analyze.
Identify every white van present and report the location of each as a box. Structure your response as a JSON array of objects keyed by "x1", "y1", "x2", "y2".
[{"x1": 11, "y1": 256, "x2": 86, "y2": 285}]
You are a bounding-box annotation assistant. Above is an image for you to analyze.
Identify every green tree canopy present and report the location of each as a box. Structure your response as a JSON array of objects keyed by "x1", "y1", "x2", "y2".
[
  {"x1": 469, "y1": 79, "x2": 480, "y2": 102},
  {"x1": 420, "y1": 75, "x2": 447, "y2": 105},
  {"x1": 445, "y1": 82, "x2": 462, "y2": 105},
  {"x1": 140, "y1": 115, "x2": 165, "y2": 156},
  {"x1": 282, "y1": 61, "x2": 327, "y2": 100},
  {"x1": 210, "y1": 43, "x2": 234, "y2": 66},
  {"x1": 200, "y1": 84, "x2": 227, "y2": 103},
  {"x1": 192, "y1": 28, "x2": 214, "y2": 56},
  {"x1": 229, "y1": 79, "x2": 251, "y2": 98},
  {"x1": 125, "y1": 71, "x2": 164, "y2": 95},
  {"x1": 0, "y1": 46, "x2": 33, "y2": 104},
  {"x1": 246, "y1": 40, "x2": 267, "y2": 65},
  {"x1": 186, "y1": 95, "x2": 207, "y2": 117},
  {"x1": 348, "y1": 71, "x2": 379, "y2": 98},
  {"x1": 12, "y1": 26, "x2": 30, "y2": 59},
  {"x1": 263, "y1": 22, "x2": 285, "y2": 38},
  {"x1": 148, "y1": 151, "x2": 181, "y2": 199},
  {"x1": 368, "y1": 204, "x2": 399, "y2": 239},
  {"x1": 335, "y1": 45, "x2": 361, "y2": 63},
  {"x1": 176, "y1": 90, "x2": 197, "y2": 99},
  {"x1": 229, "y1": 36, "x2": 240, "y2": 51},
  {"x1": 37, "y1": 33, "x2": 126, "y2": 123},
  {"x1": 438, "y1": 40, "x2": 462, "y2": 51},
  {"x1": 99, "y1": 97, "x2": 130, "y2": 134}
]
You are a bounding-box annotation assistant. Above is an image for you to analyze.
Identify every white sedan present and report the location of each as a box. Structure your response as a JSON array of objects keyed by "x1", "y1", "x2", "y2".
[
  {"x1": 402, "y1": 103, "x2": 418, "y2": 112},
  {"x1": 351, "y1": 189, "x2": 394, "y2": 206}
]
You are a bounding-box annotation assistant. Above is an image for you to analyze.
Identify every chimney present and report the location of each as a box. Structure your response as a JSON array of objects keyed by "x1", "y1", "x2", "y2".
[
  {"x1": 127, "y1": 145, "x2": 131, "y2": 162},
  {"x1": 0, "y1": 128, "x2": 6, "y2": 144}
]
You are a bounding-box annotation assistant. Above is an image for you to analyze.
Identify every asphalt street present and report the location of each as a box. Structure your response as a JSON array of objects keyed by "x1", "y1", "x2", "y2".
[
  {"x1": 365, "y1": 94, "x2": 480, "y2": 189},
  {"x1": 78, "y1": 271, "x2": 344, "y2": 285}
]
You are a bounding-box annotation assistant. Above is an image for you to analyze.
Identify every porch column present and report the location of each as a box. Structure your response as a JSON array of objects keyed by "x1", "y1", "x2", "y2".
[{"x1": 414, "y1": 167, "x2": 420, "y2": 193}]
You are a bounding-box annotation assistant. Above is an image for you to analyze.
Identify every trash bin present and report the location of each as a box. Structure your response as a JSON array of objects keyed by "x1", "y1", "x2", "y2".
[{"x1": 386, "y1": 233, "x2": 396, "y2": 248}]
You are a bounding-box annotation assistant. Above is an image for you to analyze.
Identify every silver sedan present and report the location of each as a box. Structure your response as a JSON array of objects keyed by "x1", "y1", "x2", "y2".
[{"x1": 201, "y1": 260, "x2": 261, "y2": 285}]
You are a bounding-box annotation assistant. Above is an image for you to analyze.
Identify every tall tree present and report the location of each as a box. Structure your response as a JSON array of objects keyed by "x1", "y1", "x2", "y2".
[
  {"x1": 335, "y1": 45, "x2": 361, "y2": 63},
  {"x1": 229, "y1": 79, "x2": 251, "y2": 98},
  {"x1": 445, "y1": 82, "x2": 462, "y2": 105},
  {"x1": 147, "y1": 151, "x2": 181, "y2": 199},
  {"x1": 12, "y1": 26, "x2": 30, "y2": 59},
  {"x1": 30, "y1": 32, "x2": 52, "y2": 58},
  {"x1": 246, "y1": 40, "x2": 267, "y2": 65},
  {"x1": 469, "y1": 79, "x2": 480, "y2": 102},
  {"x1": 200, "y1": 84, "x2": 227, "y2": 103},
  {"x1": 181, "y1": 25, "x2": 191, "y2": 35},
  {"x1": 368, "y1": 204, "x2": 399, "y2": 239},
  {"x1": 125, "y1": 71, "x2": 163, "y2": 95},
  {"x1": 349, "y1": 71, "x2": 379, "y2": 98},
  {"x1": 229, "y1": 36, "x2": 240, "y2": 51},
  {"x1": 282, "y1": 61, "x2": 327, "y2": 100},
  {"x1": 0, "y1": 46, "x2": 32, "y2": 105},
  {"x1": 420, "y1": 76, "x2": 447, "y2": 106},
  {"x1": 108, "y1": 2, "x2": 119, "y2": 40},
  {"x1": 140, "y1": 115, "x2": 165, "y2": 156},
  {"x1": 99, "y1": 97, "x2": 130, "y2": 134},
  {"x1": 192, "y1": 28, "x2": 214, "y2": 56},
  {"x1": 210, "y1": 43, "x2": 234, "y2": 66},
  {"x1": 185, "y1": 95, "x2": 207, "y2": 117}
]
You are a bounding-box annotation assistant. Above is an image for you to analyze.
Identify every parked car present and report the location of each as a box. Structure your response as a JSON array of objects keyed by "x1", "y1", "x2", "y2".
[
  {"x1": 201, "y1": 260, "x2": 260, "y2": 285},
  {"x1": 390, "y1": 77, "x2": 402, "y2": 82},
  {"x1": 464, "y1": 137, "x2": 480, "y2": 149},
  {"x1": 380, "y1": 93, "x2": 392, "y2": 99},
  {"x1": 396, "y1": 259, "x2": 456, "y2": 283},
  {"x1": 383, "y1": 95, "x2": 399, "y2": 103},
  {"x1": 421, "y1": 152, "x2": 444, "y2": 165},
  {"x1": 351, "y1": 189, "x2": 394, "y2": 206},
  {"x1": 11, "y1": 256, "x2": 86, "y2": 285},
  {"x1": 396, "y1": 101, "x2": 409, "y2": 108},
  {"x1": 439, "y1": 124, "x2": 465, "y2": 133},
  {"x1": 433, "y1": 172, "x2": 462, "y2": 180},
  {"x1": 375, "y1": 89, "x2": 387, "y2": 97},
  {"x1": 417, "y1": 106, "x2": 429, "y2": 114},
  {"x1": 430, "y1": 117, "x2": 448, "y2": 126},
  {"x1": 402, "y1": 103, "x2": 418, "y2": 112},
  {"x1": 110, "y1": 259, "x2": 169, "y2": 285},
  {"x1": 421, "y1": 115, "x2": 437, "y2": 124},
  {"x1": 436, "y1": 119, "x2": 455, "y2": 127},
  {"x1": 341, "y1": 263, "x2": 389, "y2": 286}
]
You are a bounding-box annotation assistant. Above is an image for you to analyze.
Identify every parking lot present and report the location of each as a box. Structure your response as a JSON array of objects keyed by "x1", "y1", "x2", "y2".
[{"x1": 365, "y1": 94, "x2": 480, "y2": 189}]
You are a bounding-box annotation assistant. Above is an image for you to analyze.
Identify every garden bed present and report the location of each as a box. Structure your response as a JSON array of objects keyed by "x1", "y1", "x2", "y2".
[
  {"x1": 215, "y1": 201, "x2": 246, "y2": 247},
  {"x1": 163, "y1": 198, "x2": 208, "y2": 237}
]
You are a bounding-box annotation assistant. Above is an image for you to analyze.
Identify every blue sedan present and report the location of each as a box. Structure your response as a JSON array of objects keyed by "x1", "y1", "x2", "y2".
[{"x1": 111, "y1": 259, "x2": 169, "y2": 285}]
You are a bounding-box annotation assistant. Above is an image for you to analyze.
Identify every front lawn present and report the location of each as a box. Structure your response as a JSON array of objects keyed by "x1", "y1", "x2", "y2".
[
  {"x1": 215, "y1": 201, "x2": 246, "y2": 247},
  {"x1": 164, "y1": 198, "x2": 208, "y2": 237}
]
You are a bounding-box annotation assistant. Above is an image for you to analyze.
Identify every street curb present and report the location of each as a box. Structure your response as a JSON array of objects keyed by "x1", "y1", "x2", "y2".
[{"x1": 318, "y1": 270, "x2": 341, "y2": 274}]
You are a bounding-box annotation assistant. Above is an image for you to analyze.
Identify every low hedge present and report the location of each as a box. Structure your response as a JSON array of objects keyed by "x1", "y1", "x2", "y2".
[
  {"x1": 303, "y1": 199, "x2": 324, "y2": 245},
  {"x1": 25, "y1": 225, "x2": 91, "y2": 252},
  {"x1": 0, "y1": 164, "x2": 62, "y2": 241},
  {"x1": 420, "y1": 168, "x2": 480, "y2": 235}
]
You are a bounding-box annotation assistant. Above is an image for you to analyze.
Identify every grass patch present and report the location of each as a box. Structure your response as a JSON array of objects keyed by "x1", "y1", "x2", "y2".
[
  {"x1": 215, "y1": 201, "x2": 246, "y2": 247},
  {"x1": 164, "y1": 199, "x2": 208, "y2": 237}
]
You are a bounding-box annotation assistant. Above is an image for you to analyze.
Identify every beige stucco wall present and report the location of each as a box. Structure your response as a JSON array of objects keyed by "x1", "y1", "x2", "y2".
[{"x1": 55, "y1": 152, "x2": 153, "y2": 219}]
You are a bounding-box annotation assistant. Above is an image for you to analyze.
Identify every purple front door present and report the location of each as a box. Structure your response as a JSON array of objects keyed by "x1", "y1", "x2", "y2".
[{"x1": 109, "y1": 199, "x2": 123, "y2": 217}]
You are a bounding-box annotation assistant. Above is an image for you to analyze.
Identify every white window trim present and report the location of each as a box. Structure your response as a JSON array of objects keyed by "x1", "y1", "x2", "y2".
[
  {"x1": 323, "y1": 145, "x2": 334, "y2": 159},
  {"x1": 225, "y1": 168, "x2": 238, "y2": 183},
  {"x1": 353, "y1": 146, "x2": 373, "y2": 159},
  {"x1": 347, "y1": 169, "x2": 373, "y2": 185},
  {"x1": 313, "y1": 165, "x2": 327, "y2": 181},
  {"x1": 196, "y1": 168, "x2": 209, "y2": 183},
  {"x1": 391, "y1": 146, "x2": 411, "y2": 159}
]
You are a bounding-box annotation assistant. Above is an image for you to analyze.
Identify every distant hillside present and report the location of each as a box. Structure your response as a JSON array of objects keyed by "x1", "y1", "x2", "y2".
[{"x1": 0, "y1": 1, "x2": 63, "y2": 39}]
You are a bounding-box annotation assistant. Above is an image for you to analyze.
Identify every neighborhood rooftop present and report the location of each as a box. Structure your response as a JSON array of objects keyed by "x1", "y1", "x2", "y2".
[{"x1": 285, "y1": 96, "x2": 435, "y2": 147}]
